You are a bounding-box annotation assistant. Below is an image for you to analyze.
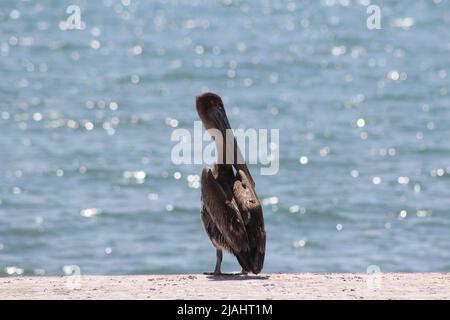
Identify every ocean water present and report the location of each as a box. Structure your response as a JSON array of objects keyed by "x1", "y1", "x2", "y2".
[{"x1": 1, "y1": 0, "x2": 450, "y2": 276}]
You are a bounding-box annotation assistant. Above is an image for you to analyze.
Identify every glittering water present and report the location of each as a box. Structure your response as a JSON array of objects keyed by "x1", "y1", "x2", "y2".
[{"x1": 1, "y1": 0, "x2": 450, "y2": 276}]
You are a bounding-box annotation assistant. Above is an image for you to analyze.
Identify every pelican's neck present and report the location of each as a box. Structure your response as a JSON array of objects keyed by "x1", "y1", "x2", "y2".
[
  {"x1": 204, "y1": 107, "x2": 255, "y2": 187},
  {"x1": 206, "y1": 126, "x2": 226, "y2": 168}
]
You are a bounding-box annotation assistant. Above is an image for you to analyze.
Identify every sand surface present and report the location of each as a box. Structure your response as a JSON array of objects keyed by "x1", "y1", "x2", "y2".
[{"x1": 1, "y1": 273, "x2": 449, "y2": 300}]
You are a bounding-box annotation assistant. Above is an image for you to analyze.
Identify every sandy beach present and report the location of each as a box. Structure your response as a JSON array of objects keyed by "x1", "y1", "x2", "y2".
[{"x1": 0, "y1": 273, "x2": 449, "y2": 300}]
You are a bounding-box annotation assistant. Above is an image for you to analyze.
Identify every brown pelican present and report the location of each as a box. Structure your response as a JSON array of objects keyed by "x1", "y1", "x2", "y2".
[{"x1": 196, "y1": 92, "x2": 266, "y2": 275}]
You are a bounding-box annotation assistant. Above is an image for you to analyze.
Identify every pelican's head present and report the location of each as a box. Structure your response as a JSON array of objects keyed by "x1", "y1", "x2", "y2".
[{"x1": 195, "y1": 92, "x2": 229, "y2": 132}]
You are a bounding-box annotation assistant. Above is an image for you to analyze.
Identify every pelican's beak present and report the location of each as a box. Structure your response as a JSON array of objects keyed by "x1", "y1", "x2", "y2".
[{"x1": 209, "y1": 107, "x2": 255, "y2": 188}]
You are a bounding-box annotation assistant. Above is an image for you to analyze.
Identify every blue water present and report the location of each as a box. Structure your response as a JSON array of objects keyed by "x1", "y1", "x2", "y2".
[{"x1": 1, "y1": 0, "x2": 450, "y2": 276}]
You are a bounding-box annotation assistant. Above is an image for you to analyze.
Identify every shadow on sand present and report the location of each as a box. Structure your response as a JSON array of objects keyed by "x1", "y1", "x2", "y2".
[{"x1": 205, "y1": 274, "x2": 269, "y2": 281}]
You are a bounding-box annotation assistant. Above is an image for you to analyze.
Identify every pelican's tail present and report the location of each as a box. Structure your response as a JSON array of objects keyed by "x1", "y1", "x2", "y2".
[
  {"x1": 236, "y1": 224, "x2": 266, "y2": 274},
  {"x1": 236, "y1": 245, "x2": 265, "y2": 274}
]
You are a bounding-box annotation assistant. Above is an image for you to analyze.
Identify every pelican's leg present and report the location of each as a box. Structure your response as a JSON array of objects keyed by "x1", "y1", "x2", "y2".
[
  {"x1": 214, "y1": 249, "x2": 223, "y2": 274},
  {"x1": 204, "y1": 249, "x2": 223, "y2": 275}
]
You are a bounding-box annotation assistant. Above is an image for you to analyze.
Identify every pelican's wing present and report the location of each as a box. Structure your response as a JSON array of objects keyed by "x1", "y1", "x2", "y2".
[
  {"x1": 232, "y1": 170, "x2": 266, "y2": 274},
  {"x1": 201, "y1": 167, "x2": 250, "y2": 254}
]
